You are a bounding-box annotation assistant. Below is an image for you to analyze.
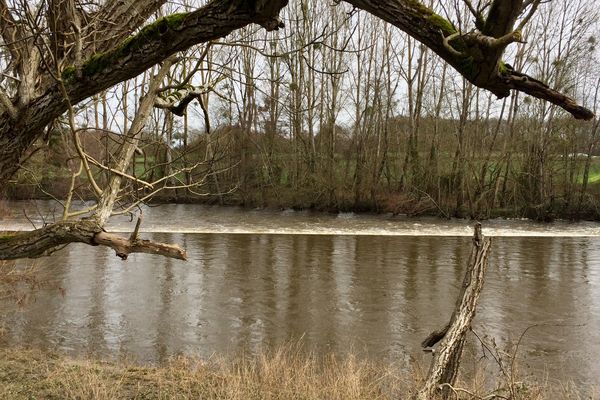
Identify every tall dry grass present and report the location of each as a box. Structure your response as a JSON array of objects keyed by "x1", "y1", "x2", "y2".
[
  {"x1": 0, "y1": 345, "x2": 412, "y2": 400},
  {"x1": 0, "y1": 344, "x2": 596, "y2": 400}
]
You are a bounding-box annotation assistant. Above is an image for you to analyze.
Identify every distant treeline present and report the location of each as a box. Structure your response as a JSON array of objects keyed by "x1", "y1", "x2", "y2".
[{"x1": 8, "y1": 114, "x2": 600, "y2": 221}]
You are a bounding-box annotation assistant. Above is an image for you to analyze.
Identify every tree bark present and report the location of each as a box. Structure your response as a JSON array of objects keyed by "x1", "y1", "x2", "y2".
[{"x1": 416, "y1": 223, "x2": 492, "y2": 400}]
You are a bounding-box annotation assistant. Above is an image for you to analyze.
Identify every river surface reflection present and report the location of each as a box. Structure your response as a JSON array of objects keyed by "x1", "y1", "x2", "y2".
[{"x1": 1, "y1": 203, "x2": 600, "y2": 387}]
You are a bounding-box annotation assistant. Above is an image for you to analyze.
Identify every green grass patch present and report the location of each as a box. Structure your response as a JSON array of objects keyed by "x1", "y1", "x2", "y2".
[{"x1": 577, "y1": 160, "x2": 600, "y2": 184}]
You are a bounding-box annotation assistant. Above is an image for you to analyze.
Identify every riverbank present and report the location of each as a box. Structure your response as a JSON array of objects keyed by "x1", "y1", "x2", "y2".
[
  {"x1": 0, "y1": 346, "x2": 594, "y2": 400},
  {"x1": 5, "y1": 187, "x2": 600, "y2": 222},
  {"x1": 5, "y1": 154, "x2": 600, "y2": 222}
]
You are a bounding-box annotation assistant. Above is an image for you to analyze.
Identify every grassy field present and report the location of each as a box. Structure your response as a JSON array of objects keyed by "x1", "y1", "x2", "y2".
[{"x1": 578, "y1": 161, "x2": 600, "y2": 184}]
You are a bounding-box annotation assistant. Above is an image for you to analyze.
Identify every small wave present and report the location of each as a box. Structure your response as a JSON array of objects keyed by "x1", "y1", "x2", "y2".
[{"x1": 3, "y1": 223, "x2": 600, "y2": 237}]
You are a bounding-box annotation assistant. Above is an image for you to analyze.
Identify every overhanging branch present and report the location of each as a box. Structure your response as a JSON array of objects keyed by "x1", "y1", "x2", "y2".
[
  {"x1": 0, "y1": 220, "x2": 187, "y2": 261},
  {"x1": 503, "y1": 70, "x2": 595, "y2": 120},
  {"x1": 0, "y1": 0, "x2": 290, "y2": 187},
  {"x1": 342, "y1": 0, "x2": 595, "y2": 120},
  {"x1": 61, "y1": 0, "x2": 289, "y2": 105}
]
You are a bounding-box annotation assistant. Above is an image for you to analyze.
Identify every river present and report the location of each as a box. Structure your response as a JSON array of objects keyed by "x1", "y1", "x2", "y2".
[{"x1": 1, "y1": 201, "x2": 599, "y2": 387}]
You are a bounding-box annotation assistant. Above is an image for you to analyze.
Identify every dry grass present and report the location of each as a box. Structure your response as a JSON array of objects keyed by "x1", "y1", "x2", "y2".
[
  {"x1": 0, "y1": 345, "x2": 596, "y2": 400},
  {"x1": 0, "y1": 346, "x2": 412, "y2": 400}
]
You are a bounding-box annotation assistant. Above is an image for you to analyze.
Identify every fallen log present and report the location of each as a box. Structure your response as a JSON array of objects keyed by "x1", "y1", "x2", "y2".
[{"x1": 416, "y1": 223, "x2": 492, "y2": 400}]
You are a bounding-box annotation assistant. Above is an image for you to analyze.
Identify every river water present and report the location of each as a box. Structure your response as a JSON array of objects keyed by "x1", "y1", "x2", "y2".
[{"x1": 1, "y1": 201, "x2": 600, "y2": 387}]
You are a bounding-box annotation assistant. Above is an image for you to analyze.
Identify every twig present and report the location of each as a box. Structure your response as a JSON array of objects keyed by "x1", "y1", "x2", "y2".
[{"x1": 129, "y1": 214, "x2": 143, "y2": 242}]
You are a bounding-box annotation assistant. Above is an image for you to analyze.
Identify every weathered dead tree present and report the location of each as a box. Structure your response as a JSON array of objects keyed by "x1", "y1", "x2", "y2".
[{"x1": 416, "y1": 223, "x2": 492, "y2": 400}]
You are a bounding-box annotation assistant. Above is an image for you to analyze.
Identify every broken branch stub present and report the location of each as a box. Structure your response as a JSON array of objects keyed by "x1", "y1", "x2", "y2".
[{"x1": 94, "y1": 231, "x2": 187, "y2": 261}]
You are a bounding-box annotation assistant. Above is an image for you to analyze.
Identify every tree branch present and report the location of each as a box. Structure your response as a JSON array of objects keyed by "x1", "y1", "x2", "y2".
[
  {"x1": 0, "y1": 0, "x2": 289, "y2": 188},
  {"x1": 504, "y1": 69, "x2": 595, "y2": 120},
  {"x1": 0, "y1": 59, "x2": 184, "y2": 262},
  {"x1": 154, "y1": 78, "x2": 225, "y2": 116},
  {"x1": 94, "y1": 231, "x2": 187, "y2": 261},
  {"x1": 94, "y1": 57, "x2": 174, "y2": 225},
  {"x1": 0, "y1": 220, "x2": 187, "y2": 261},
  {"x1": 482, "y1": 0, "x2": 525, "y2": 38},
  {"x1": 342, "y1": 0, "x2": 594, "y2": 120},
  {"x1": 62, "y1": 0, "x2": 289, "y2": 103}
]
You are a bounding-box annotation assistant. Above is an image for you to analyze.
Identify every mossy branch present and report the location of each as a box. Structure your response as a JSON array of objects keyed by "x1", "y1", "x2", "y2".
[
  {"x1": 343, "y1": 0, "x2": 594, "y2": 120},
  {"x1": 63, "y1": 13, "x2": 188, "y2": 82}
]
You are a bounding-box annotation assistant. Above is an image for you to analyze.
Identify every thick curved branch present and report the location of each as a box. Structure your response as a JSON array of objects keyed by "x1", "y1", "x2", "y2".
[
  {"x1": 86, "y1": 0, "x2": 167, "y2": 55},
  {"x1": 0, "y1": 220, "x2": 186, "y2": 261},
  {"x1": 482, "y1": 0, "x2": 525, "y2": 38},
  {"x1": 503, "y1": 70, "x2": 595, "y2": 120},
  {"x1": 62, "y1": 0, "x2": 288, "y2": 103},
  {"x1": 342, "y1": 0, "x2": 594, "y2": 120}
]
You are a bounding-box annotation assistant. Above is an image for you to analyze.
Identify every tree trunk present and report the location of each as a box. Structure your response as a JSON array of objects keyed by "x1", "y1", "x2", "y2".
[{"x1": 416, "y1": 223, "x2": 492, "y2": 400}]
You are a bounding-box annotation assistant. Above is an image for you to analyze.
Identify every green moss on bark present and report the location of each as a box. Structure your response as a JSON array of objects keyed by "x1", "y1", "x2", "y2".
[
  {"x1": 498, "y1": 60, "x2": 508, "y2": 74},
  {"x1": 405, "y1": 0, "x2": 457, "y2": 36},
  {"x1": 62, "y1": 13, "x2": 188, "y2": 82},
  {"x1": 61, "y1": 66, "x2": 76, "y2": 80},
  {"x1": 427, "y1": 14, "x2": 457, "y2": 35}
]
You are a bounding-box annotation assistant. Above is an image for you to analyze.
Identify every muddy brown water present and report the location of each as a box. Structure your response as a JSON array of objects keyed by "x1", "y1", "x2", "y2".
[{"x1": 1, "y1": 201, "x2": 599, "y2": 386}]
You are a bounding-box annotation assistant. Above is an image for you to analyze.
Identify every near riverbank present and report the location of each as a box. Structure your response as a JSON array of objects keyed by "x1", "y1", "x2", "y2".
[
  {"x1": 0, "y1": 346, "x2": 595, "y2": 400},
  {"x1": 0, "y1": 346, "x2": 409, "y2": 400}
]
